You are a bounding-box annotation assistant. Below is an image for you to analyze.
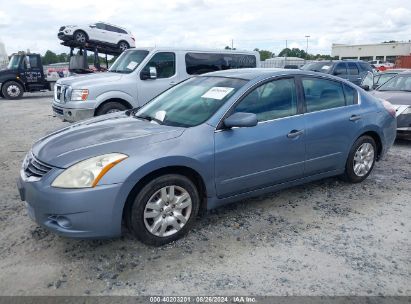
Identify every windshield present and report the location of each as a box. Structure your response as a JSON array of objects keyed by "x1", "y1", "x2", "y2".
[
  {"x1": 378, "y1": 75, "x2": 411, "y2": 91},
  {"x1": 135, "y1": 76, "x2": 247, "y2": 127},
  {"x1": 109, "y1": 50, "x2": 149, "y2": 73},
  {"x1": 7, "y1": 55, "x2": 21, "y2": 69},
  {"x1": 301, "y1": 62, "x2": 332, "y2": 72}
]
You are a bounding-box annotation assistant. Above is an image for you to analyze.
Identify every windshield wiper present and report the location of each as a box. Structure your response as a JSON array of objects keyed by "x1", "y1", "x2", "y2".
[{"x1": 133, "y1": 114, "x2": 163, "y2": 125}]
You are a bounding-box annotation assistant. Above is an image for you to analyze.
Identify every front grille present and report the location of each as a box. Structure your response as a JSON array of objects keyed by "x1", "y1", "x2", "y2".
[
  {"x1": 52, "y1": 106, "x2": 64, "y2": 115},
  {"x1": 54, "y1": 84, "x2": 69, "y2": 103},
  {"x1": 59, "y1": 26, "x2": 66, "y2": 31},
  {"x1": 24, "y1": 153, "x2": 53, "y2": 179}
]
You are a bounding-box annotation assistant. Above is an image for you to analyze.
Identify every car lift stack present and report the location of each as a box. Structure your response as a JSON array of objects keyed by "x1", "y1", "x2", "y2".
[{"x1": 61, "y1": 40, "x2": 122, "y2": 74}]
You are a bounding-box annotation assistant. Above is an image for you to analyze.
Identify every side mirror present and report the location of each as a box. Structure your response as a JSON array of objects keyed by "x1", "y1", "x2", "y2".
[
  {"x1": 140, "y1": 66, "x2": 157, "y2": 80},
  {"x1": 361, "y1": 85, "x2": 370, "y2": 91},
  {"x1": 224, "y1": 112, "x2": 258, "y2": 129},
  {"x1": 333, "y1": 71, "x2": 342, "y2": 76}
]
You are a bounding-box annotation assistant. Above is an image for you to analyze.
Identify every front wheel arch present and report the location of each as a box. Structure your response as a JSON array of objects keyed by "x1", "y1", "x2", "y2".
[
  {"x1": 95, "y1": 98, "x2": 133, "y2": 116},
  {"x1": 122, "y1": 166, "x2": 208, "y2": 228}
]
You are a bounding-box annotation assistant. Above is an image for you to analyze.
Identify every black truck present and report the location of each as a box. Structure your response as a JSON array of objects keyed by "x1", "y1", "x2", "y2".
[
  {"x1": 0, "y1": 43, "x2": 122, "y2": 100},
  {"x1": 0, "y1": 52, "x2": 54, "y2": 99}
]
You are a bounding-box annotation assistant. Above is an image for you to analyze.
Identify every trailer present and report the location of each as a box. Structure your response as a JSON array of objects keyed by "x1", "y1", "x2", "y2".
[{"x1": 0, "y1": 42, "x2": 123, "y2": 99}]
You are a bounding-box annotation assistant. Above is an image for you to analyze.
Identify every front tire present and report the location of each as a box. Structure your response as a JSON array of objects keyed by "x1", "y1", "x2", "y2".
[
  {"x1": 342, "y1": 135, "x2": 377, "y2": 183},
  {"x1": 2, "y1": 81, "x2": 24, "y2": 100},
  {"x1": 126, "y1": 174, "x2": 200, "y2": 246},
  {"x1": 73, "y1": 30, "x2": 88, "y2": 44},
  {"x1": 95, "y1": 102, "x2": 128, "y2": 116}
]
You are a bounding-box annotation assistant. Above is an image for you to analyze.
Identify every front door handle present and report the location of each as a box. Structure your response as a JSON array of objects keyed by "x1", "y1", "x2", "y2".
[
  {"x1": 287, "y1": 129, "x2": 304, "y2": 138},
  {"x1": 349, "y1": 115, "x2": 362, "y2": 121}
]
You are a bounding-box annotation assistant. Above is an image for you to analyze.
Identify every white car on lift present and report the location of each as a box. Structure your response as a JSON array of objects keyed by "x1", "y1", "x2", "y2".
[{"x1": 58, "y1": 22, "x2": 136, "y2": 52}]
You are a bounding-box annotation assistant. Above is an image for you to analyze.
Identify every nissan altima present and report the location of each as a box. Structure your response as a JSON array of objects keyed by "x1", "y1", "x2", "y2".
[{"x1": 17, "y1": 69, "x2": 397, "y2": 246}]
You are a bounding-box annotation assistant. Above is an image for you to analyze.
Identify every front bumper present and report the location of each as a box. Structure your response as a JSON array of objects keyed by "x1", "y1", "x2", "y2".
[
  {"x1": 57, "y1": 32, "x2": 73, "y2": 41},
  {"x1": 52, "y1": 103, "x2": 94, "y2": 122},
  {"x1": 17, "y1": 168, "x2": 124, "y2": 239}
]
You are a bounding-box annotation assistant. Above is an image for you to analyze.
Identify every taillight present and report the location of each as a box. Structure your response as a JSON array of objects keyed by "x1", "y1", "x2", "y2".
[{"x1": 381, "y1": 99, "x2": 396, "y2": 117}]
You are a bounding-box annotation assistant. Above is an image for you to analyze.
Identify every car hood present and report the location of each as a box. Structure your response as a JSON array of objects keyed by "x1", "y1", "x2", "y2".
[
  {"x1": 371, "y1": 90, "x2": 411, "y2": 106},
  {"x1": 57, "y1": 72, "x2": 123, "y2": 88},
  {"x1": 32, "y1": 113, "x2": 185, "y2": 168}
]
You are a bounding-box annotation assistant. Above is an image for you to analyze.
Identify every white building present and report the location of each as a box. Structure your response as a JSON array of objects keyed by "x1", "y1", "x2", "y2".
[
  {"x1": 0, "y1": 41, "x2": 8, "y2": 69},
  {"x1": 331, "y1": 42, "x2": 411, "y2": 63},
  {"x1": 261, "y1": 56, "x2": 306, "y2": 68}
]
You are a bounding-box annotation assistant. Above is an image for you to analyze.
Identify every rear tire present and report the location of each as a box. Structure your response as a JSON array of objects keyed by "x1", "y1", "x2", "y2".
[
  {"x1": 95, "y1": 102, "x2": 128, "y2": 116},
  {"x1": 118, "y1": 41, "x2": 129, "y2": 52},
  {"x1": 126, "y1": 174, "x2": 200, "y2": 246},
  {"x1": 2, "y1": 81, "x2": 24, "y2": 100},
  {"x1": 341, "y1": 135, "x2": 377, "y2": 183}
]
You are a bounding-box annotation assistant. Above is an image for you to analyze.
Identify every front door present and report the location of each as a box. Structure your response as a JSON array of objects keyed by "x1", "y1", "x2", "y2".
[
  {"x1": 20, "y1": 55, "x2": 44, "y2": 87},
  {"x1": 137, "y1": 52, "x2": 178, "y2": 106},
  {"x1": 214, "y1": 77, "x2": 306, "y2": 198}
]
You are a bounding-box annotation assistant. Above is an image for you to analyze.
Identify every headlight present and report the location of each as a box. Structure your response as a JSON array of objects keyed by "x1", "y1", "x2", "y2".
[
  {"x1": 51, "y1": 153, "x2": 128, "y2": 189},
  {"x1": 71, "y1": 89, "x2": 89, "y2": 101}
]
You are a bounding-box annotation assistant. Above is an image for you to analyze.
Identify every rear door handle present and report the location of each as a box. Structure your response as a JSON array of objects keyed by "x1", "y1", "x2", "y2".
[
  {"x1": 169, "y1": 81, "x2": 176, "y2": 86},
  {"x1": 349, "y1": 115, "x2": 362, "y2": 121},
  {"x1": 287, "y1": 129, "x2": 304, "y2": 138}
]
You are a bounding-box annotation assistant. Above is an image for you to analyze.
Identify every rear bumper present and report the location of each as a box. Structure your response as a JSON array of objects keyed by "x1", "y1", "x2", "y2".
[
  {"x1": 52, "y1": 103, "x2": 94, "y2": 122},
  {"x1": 17, "y1": 168, "x2": 124, "y2": 239}
]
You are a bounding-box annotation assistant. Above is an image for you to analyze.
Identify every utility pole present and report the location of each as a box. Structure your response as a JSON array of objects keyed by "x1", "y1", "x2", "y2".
[
  {"x1": 305, "y1": 35, "x2": 310, "y2": 58},
  {"x1": 231, "y1": 39, "x2": 234, "y2": 50}
]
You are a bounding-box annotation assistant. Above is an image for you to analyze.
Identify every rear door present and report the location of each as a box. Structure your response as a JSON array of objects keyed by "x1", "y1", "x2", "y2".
[
  {"x1": 137, "y1": 52, "x2": 178, "y2": 105},
  {"x1": 300, "y1": 76, "x2": 362, "y2": 176},
  {"x1": 94, "y1": 23, "x2": 110, "y2": 43},
  {"x1": 347, "y1": 62, "x2": 362, "y2": 85}
]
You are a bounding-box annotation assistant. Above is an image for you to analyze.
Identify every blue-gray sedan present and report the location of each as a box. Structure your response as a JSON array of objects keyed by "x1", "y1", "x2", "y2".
[{"x1": 17, "y1": 69, "x2": 397, "y2": 246}]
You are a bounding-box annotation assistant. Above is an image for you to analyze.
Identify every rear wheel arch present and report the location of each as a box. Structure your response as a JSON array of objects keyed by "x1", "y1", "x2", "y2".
[
  {"x1": 358, "y1": 131, "x2": 383, "y2": 160},
  {"x1": 122, "y1": 166, "x2": 208, "y2": 227}
]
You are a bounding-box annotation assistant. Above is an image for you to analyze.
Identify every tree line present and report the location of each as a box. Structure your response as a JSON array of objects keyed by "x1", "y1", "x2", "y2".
[
  {"x1": 41, "y1": 50, "x2": 117, "y2": 65},
  {"x1": 225, "y1": 46, "x2": 337, "y2": 61}
]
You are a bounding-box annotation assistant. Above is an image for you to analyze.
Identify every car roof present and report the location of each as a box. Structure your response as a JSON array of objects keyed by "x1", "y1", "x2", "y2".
[
  {"x1": 130, "y1": 47, "x2": 259, "y2": 55},
  {"x1": 202, "y1": 68, "x2": 349, "y2": 82}
]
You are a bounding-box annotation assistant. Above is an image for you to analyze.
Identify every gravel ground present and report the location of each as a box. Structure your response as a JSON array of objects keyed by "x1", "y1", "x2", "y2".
[{"x1": 0, "y1": 93, "x2": 410, "y2": 296}]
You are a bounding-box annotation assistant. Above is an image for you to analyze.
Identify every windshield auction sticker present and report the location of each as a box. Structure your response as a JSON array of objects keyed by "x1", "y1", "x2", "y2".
[{"x1": 201, "y1": 87, "x2": 234, "y2": 100}]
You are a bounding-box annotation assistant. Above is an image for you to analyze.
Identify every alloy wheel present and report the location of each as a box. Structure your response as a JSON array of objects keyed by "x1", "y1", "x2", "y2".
[
  {"x1": 143, "y1": 185, "x2": 192, "y2": 237},
  {"x1": 75, "y1": 32, "x2": 86, "y2": 43},
  {"x1": 353, "y1": 142, "x2": 375, "y2": 177}
]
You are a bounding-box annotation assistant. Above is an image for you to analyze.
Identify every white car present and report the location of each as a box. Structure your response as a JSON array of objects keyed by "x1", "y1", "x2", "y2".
[{"x1": 58, "y1": 22, "x2": 135, "y2": 51}]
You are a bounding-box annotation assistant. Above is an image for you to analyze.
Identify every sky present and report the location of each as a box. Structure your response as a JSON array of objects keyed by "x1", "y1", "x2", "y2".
[{"x1": 0, "y1": 0, "x2": 411, "y2": 56}]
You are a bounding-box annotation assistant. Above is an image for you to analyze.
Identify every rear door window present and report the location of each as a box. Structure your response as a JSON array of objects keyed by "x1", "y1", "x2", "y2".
[
  {"x1": 185, "y1": 53, "x2": 257, "y2": 75},
  {"x1": 302, "y1": 77, "x2": 346, "y2": 112},
  {"x1": 347, "y1": 62, "x2": 359, "y2": 75},
  {"x1": 334, "y1": 63, "x2": 347, "y2": 75},
  {"x1": 343, "y1": 84, "x2": 358, "y2": 105}
]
